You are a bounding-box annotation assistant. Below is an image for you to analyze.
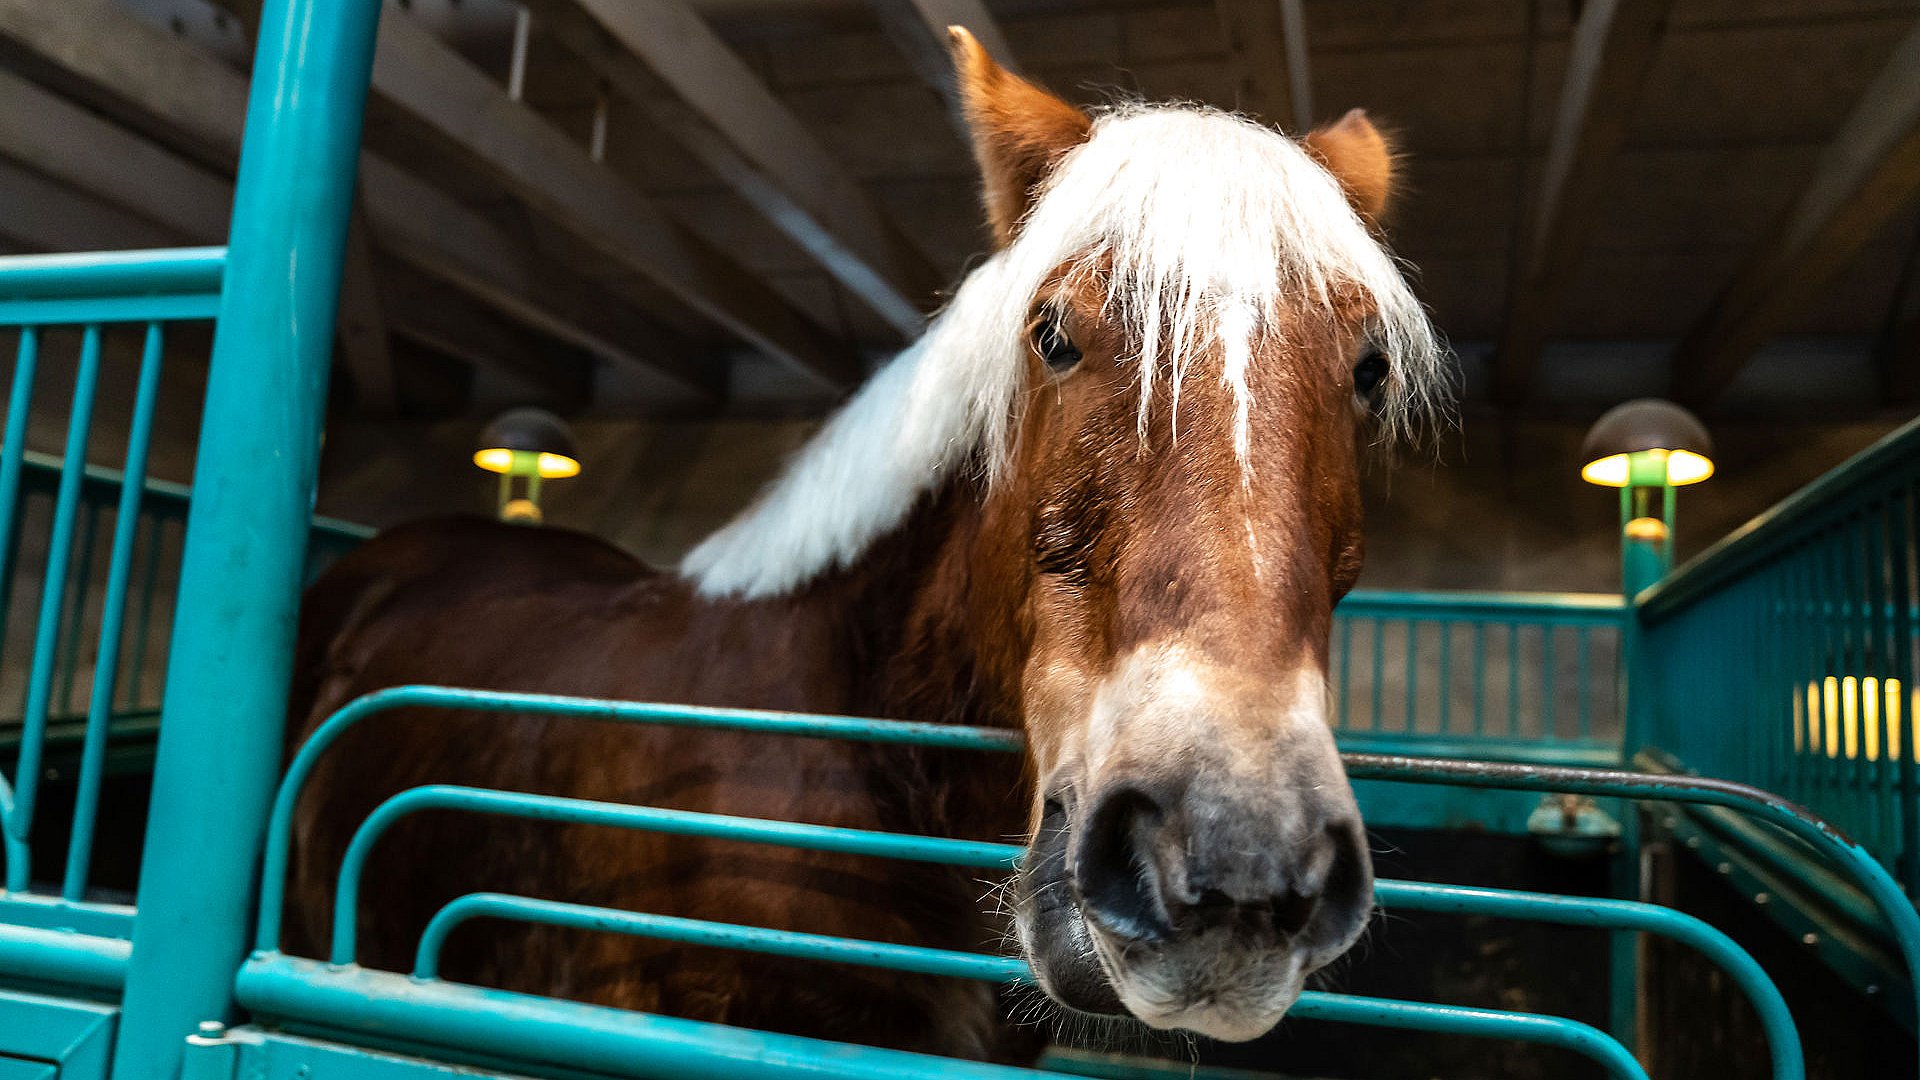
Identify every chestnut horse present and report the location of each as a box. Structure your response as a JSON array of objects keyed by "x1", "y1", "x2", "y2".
[{"x1": 286, "y1": 30, "x2": 1447, "y2": 1062}]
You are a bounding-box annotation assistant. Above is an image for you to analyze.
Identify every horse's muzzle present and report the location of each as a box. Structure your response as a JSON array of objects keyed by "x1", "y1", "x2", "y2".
[{"x1": 1013, "y1": 774, "x2": 1374, "y2": 1040}]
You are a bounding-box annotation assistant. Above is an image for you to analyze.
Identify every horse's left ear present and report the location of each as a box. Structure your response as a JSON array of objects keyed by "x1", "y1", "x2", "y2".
[
  {"x1": 948, "y1": 26, "x2": 1093, "y2": 247},
  {"x1": 1302, "y1": 109, "x2": 1397, "y2": 221}
]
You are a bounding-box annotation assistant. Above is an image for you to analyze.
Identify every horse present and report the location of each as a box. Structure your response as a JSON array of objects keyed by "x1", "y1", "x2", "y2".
[{"x1": 284, "y1": 28, "x2": 1448, "y2": 1063}]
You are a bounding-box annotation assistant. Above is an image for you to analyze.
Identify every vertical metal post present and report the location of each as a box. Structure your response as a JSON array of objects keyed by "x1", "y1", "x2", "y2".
[
  {"x1": 112, "y1": 2, "x2": 385, "y2": 1076},
  {"x1": 64, "y1": 323, "x2": 165, "y2": 900},
  {"x1": 12, "y1": 325, "x2": 104, "y2": 878}
]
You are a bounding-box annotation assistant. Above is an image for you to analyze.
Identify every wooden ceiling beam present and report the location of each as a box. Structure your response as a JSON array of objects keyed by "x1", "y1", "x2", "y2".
[
  {"x1": 370, "y1": 12, "x2": 859, "y2": 390},
  {"x1": 1492, "y1": 0, "x2": 1673, "y2": 407},
  {"x1": 1672, "y1": 19, "x2": 1920, "y2": 406},
  {"x1": 377, "y1": 255, "x2": 595, "y2": 414},
  {"x1": 1212, "y1": 0, "x2": 1311, "y2": 132},
  {"x1": 521, "y1": 0, "x2": 944, "y2": 340},
  {"x1": 0, "y1": 0, "x2": 724, "y2": 405}
]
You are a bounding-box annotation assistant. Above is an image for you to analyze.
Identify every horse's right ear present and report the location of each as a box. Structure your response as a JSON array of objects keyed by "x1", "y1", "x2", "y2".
[{"x1": 948, "y1": 27, "x2": 1092, "y2": 247}]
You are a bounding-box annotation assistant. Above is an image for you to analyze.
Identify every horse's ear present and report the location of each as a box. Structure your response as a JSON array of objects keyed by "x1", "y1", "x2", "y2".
[
  {"x1": 948, "y1": 26, "x2": 1093, "y2": 246},
  {"x1": 1302, "y1": 109, "x2": 1397, "y2": 221}
]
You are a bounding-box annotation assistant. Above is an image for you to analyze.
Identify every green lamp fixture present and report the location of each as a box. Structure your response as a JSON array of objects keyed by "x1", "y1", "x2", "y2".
[
  {"x1": 1579, "y1": 399, "x2": 1714, "y2": 596},
  {"x1": 473, "y1": 407, "x2": 580, "y2": 524}
]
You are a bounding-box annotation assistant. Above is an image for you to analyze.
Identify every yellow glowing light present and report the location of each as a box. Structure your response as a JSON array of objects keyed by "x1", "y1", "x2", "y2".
[
  {"x1": 1624, "y1": 517, "x2": 1670, "y2": 542},
  {"x1": 1844, "y1": 676, "x2": 1860, "y2": 760},
  {"x1": 1895, "y1": 679, "x2": 1906, "y2": 762},
  {"x1": 471, "y1": 448, "x2": 581, "y2": 478},
  {"x1": 1579, "y1": 448, "x2": 1715, "y2": 487},
  {"x1": 1865, "y1": 677, "x2": 1880, "y2": 762},
  {"x1": 1825, "y1": 677, "x2": 1840, "y2": 758}
]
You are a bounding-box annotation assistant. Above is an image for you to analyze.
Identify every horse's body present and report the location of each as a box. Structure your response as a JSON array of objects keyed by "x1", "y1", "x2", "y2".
[
  {"x1": 288, "y1": 505, "x2": 1036, "y2": 1058},
  {"x1": 288, "y1": 29, "x2": 1447, "y2": 1060}
]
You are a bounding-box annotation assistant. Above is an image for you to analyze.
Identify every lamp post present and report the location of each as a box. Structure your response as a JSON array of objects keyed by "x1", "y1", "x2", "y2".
[
  {"x1": 472, "y1": 407, "x2": 580, "y2": 524},
  {"x1": 1579, "y1": 399, "x2": 1715, "y2": 597}
]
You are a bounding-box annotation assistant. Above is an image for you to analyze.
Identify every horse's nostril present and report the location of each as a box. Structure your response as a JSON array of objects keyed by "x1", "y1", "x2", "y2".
[
  {"x1": 1075, "y1": 786, "x2": 1172, "y2": 942},
  {"x1": 1271, "y1": 886, "x2": 1319, "y2": 937}
]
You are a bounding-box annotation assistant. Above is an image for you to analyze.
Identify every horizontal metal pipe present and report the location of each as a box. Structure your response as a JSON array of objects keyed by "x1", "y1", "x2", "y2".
[
  {"x1": 330, "y1": 785, "x2": 1020, "y2": 964},
  {"x1": 241, "y1": 955, "x2": 1076, "y2": 1080},
  {"x1": 0, "y1": 922, "x2": 130, "y2": 991},
  {"x1": 1377, "y1": 880, "x2": 1800, "y2": 1079},
  {"x1": 238, "y1": 954, "x2": 1647, "y2": 1080},
  {"x1": 414, "y1": 893, "x2": 1031, "y2": 984},
  {"x1": 1337, "y1": 589, "x2": 1627, "y2": 622},
  {"x1": 1286, "y1": 993, "x2": 1646, "y2": 1080},
  {"x1": 259, "y1": 686, "x2": 1021, "y2": 952},
  {"x1": 0, "y1": 247, "x2": 226, "y2": 299},
  {"x1": 1349, "y1": 750, "x2": 1920, "y2": 1039}
]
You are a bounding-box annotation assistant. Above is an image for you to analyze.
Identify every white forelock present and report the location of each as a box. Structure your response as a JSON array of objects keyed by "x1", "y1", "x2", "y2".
[{"x1": 682, "y1": 104, "x2": 1449, "y2": 600}]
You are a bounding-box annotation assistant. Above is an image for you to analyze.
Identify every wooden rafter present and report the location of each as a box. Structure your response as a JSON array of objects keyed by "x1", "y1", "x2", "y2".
[
  {"x1": 522, "y1": 0, "x2": 945, "y2": 339},
  {"x1": 370, "y1": 12, "x2": 859, "y2": 390},
  {"x1": 0, "y1": 0, "x2": 725, "y2": 404},
  {"x1": 1672, "y1": 19, "x2": 1920, "y2": 406},
  {"x1": 1493, "y1": 0, "x2": 1673, "y2": 406}
]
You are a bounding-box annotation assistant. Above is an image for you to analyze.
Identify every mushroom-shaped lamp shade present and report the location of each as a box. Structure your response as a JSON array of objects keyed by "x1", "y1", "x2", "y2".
[
  {"x1": 473, "y1": 407, "x2": 581, "y2": 479},
  {"x1": 1579, "y1": 399, "x2": 1714, "y2": 488}
]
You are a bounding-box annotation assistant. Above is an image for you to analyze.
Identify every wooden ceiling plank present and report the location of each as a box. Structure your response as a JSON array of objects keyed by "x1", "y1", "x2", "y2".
[
  {"x1": 1672, "y1": 18, "x2": 1920, "y2": 406},
  {"x1": 0, "y1": 0, "x2": 725, "y2": 404},
  {"x1": 1493, "y1": 0, "x2": 1674, "y2": 406},
  {"x1": 522, "y1": 0, "x2": 944, "y2": 339},
  {"x1": 358, "y1": 157, "x2": 725, "y2": 402},
  {"x1": 370, "y1": 11, "x2": 859, "y2": 390}
]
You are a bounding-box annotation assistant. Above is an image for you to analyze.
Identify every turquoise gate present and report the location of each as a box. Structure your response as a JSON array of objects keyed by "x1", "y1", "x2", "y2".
[{"x1": 0, "y1": 2, "x2": 1912, "y2": 1078}]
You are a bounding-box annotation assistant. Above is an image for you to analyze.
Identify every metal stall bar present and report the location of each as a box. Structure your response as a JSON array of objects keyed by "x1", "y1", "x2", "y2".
[
  {"x1": 237, "y1": 954, "x2": 1652, "y2": 1080},
  {"x1": 324, "y1": 788, "x2": 1793, "y2": 1078},
  {"x1": 1344, "y1": 751, "x2": 1920, "y2": 1039},
  {"x1": 9, "y1": 325, "x2": 104, "y2": 884},
  {"x1": 63, "y1": 323, "x2": 164, "y2": 900},
  {"x1": 269, "y1": 689, "x2": 1808, "y2": 1077},
  {"x1": 327, "y1": 784, "x2": 1021, "y2": 964},
  {"x1": 319, "y1": 786, "x2": 1795, "y2": 1078},
  {"x1": 257, "y1": 685, "x2": 1022, "y2": 952},
  {"x1": 414, "y1": 893, "x2": 1033, "y2": 984},
  {"x1": 112, "y1": 0, "x2": 386, "y2": 1072}
]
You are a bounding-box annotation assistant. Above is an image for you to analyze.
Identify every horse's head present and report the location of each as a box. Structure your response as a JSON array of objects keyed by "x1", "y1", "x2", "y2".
[
  {"x1": 942, "y1": 31, "x2": 1446, "y2": 1041},
  {"x1": 683, "y1": 26, "x2": 1445, "y2": 1046}
]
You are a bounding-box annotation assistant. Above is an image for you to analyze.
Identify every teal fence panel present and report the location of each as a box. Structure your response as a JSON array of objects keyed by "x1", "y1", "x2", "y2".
[
  {"x1": 1332, "y1": 590, "x2": 1626, "y2": 762},
  {"x1": 0, "y1": 250, "x2": 374, "y2": 911},
  {"x1": 1637, "y1": 418, "x2": 1920, "y2": 893}
]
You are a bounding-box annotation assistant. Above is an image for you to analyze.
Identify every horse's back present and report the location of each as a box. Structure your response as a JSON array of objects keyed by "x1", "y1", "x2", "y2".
[{"x1": 282, "y1": 518, "x2": 1010, "y2": 1053}]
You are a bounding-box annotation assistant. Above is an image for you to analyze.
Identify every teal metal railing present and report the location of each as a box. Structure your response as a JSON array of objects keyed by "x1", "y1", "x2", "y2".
[
  {"x1": 0, "y1": 251, "x2": 374, "y2": 908},
  {"x1": 215, "y1": 684, "x2": 1878, "y2": 1079},
  {"x1": 0, "y1": 253, "x2": 222, "y2": 904},
  {"x1": 1333, "y1": 590, "x2": 1625, "y2": 762},
  {"x1": 1637, "y1": 417, "x2": 1920, "y2": 897},
  {"x1": 0, "y1": 452, "x2": 369, "y2": 766}
]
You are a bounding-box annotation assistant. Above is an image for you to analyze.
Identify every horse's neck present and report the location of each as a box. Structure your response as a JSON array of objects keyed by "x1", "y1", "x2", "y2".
[{"x1": 800, "y1": 481, "x2": 1012, "y2": 726}]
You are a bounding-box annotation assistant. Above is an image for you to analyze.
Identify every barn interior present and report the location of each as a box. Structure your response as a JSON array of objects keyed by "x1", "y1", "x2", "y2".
[{"x1": 2, "y1": 1, "x2": 1919, "y2": 1078}]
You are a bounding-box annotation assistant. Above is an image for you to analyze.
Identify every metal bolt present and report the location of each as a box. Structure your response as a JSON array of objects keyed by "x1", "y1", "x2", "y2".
[
  {"x1": 1753, "y1": 892, "x2": 1771, "y2": 905},
  {"x1": 1867, "y1": 984, "x2": 1882, "y2": 996},
  {"x1": 196, "y1": 1020, "x2": 226, "y2": 1039},
  {"x1": 1686, "y1": 836, "x2": 1701, "y2": 849},
  {"x1": 1802, "y1": 933, "x2": 1819, "y2": 946},
  {"x1": 1716, "y1": 861, "x2": 1733, "y2": 875}
]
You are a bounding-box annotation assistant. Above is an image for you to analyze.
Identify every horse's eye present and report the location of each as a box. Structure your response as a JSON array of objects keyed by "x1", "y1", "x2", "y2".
[
  {"x1": 1034, "y1": 318, "x2": 1083, "y2": 373},
  {"x1": 1353, "y1": 350, "x2": 1389, "y2": 402}
]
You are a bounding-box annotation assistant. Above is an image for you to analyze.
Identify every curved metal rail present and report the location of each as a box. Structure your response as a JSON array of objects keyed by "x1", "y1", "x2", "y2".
[{"x1": 255, "y1": 686, "x2": 1852, "y2": 1077}]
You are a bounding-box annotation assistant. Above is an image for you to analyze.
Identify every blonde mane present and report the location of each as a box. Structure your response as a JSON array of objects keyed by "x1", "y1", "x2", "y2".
[{"x1": 683, "y1": 104, "x2": 1449, "y2": 600}]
